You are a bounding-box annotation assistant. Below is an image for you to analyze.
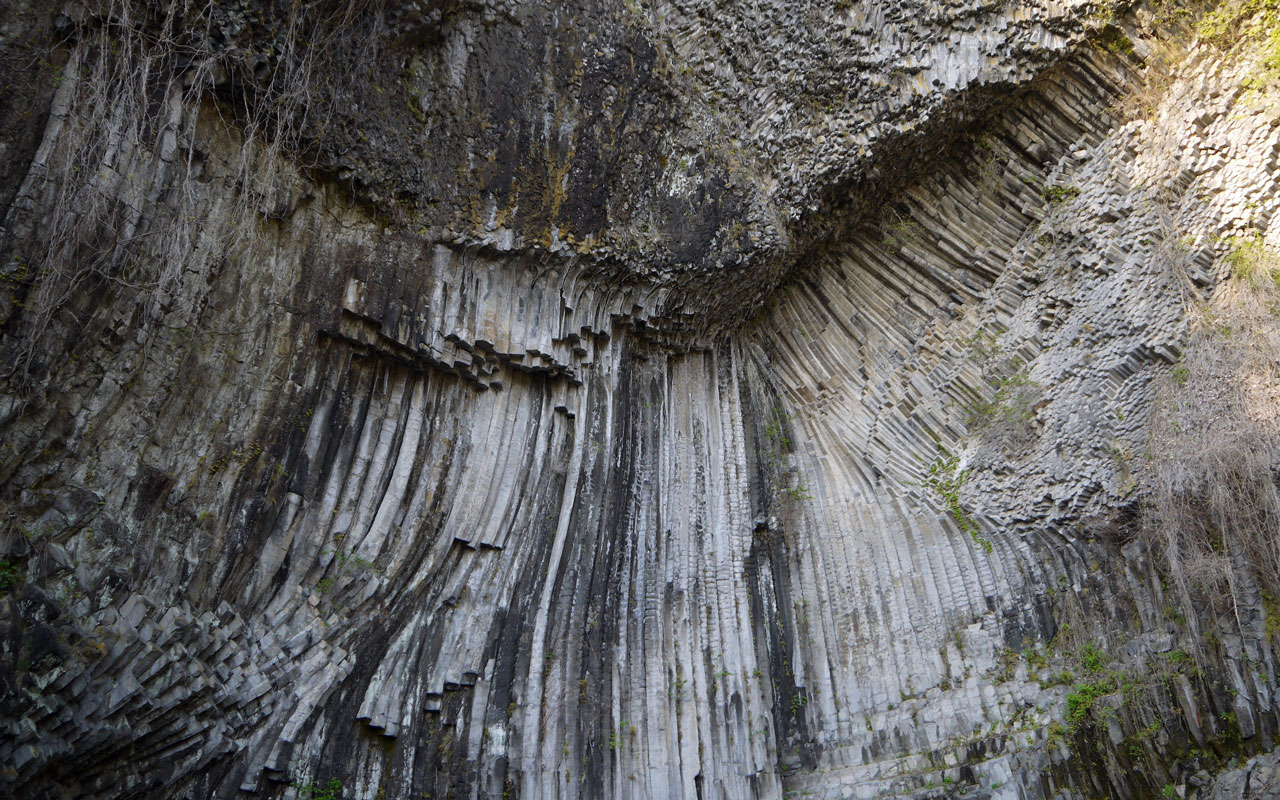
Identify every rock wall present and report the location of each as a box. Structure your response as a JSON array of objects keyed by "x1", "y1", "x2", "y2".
[{"x1": 2, "y1": 1, "x2": 1280, "y2": 799}]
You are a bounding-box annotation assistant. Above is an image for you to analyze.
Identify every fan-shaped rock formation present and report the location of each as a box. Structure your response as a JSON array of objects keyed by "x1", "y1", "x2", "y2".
[{"x1": 3, "y1": 1, "x2": 1280, "y2": 798}]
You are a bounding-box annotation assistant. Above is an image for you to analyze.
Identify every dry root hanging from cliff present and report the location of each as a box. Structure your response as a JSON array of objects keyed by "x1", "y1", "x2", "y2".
[
  {"x1": 1145, "y1": 234, "x2": 1280, "y2": 628},
  {"x1": 0, "y1": 0, "x2": 381, "y2": 386}
]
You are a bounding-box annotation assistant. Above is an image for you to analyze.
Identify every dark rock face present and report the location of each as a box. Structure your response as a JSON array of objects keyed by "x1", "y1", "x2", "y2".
[{"x1": 2, "y1": 1, "x2": 1280, "y2": 799}]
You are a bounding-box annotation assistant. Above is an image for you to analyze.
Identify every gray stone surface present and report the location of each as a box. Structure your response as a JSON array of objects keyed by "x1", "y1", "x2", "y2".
[
  {"x1": 1200, "y1": 749, "x2": 1280, "y2": 799},
  {"x1": 1, "y1": 1, "x2": 1279, "y2": 799}
]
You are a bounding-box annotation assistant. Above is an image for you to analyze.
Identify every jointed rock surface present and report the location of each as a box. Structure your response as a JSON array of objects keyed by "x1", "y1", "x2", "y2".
[{"x1": 3, "y1": 1, "x2": 1280, "y2": 798}]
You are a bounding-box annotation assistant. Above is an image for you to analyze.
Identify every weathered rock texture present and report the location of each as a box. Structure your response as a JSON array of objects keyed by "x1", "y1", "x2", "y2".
[{"x1": 3, "y1": 1, "x2": 1280, "y2": 798}]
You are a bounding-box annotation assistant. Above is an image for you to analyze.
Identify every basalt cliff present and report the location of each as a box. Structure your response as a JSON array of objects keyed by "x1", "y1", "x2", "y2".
[{"x1": 3, "y1": 1, "x2": 1280, "y2": 798}]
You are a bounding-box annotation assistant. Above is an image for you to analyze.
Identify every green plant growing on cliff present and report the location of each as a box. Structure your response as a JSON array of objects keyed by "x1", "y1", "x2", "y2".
[
  {"x1": 1043, "y1": 184, "x2": 1081, "y2": 205},
  {"x1": 1196, "y1": 0, "x2": 1280, "y2": 93},
  {"x1": 760, "y1": 418, "x2": 791, "y2": 481},
  {"x1": 970, "y1": 134, "x2": 1010, "y2": 194},
  {"x1": 0, "y1": 559, "x2": 22, "y2": 594},
  {"x1": 881, "y1": 213, "x2": 920, "y2": 254},
  {"x1": 763, "y1": 407, "x2": 816, "y2": 512},
  {"x1": 1090, "y1": 25, "x2": 1138, "y2": 58},
  {"x1": 1223, "y1": 233, "x2": 1280, "y2": 286},
  {"x1": 921, "y1": 456, "x2": 992, "y2": 553},
  {"x1": 962, "y1": 329, "x2": 1002, "y2": 363},
  {"x1": 1053, "y1": 641, "x2": 1177, "y2": 739},
  {"x1": 963, "y1": 362, "x2": 1042, "y2": 455},
  {"x1": 293, "y1": 777, "x2": 343, "y2": 800},
  {"x1": 1078, "y1": 642, "x2": 1108, "y2": 674},
  {"x1": 1064, "y1": 676, "x2": 1118, "y2": 733},
  {"x1": 1198, "y1": 0, "x2": 1280, "y2": 48},
  {"x1": 964, "y1": 369, "x2": 1037, "y2": 428},
  {"x1": 764, "y1": 409, "x2": 793, "y2": 454},
  {"x1": 790, "y1": 691, "x2": 809, "y2": 715},
  {"x1": 783, "y1": 485, "x2": 813, "y2": 502},
  {"x1": 332, "y1": 547, "x2": 376, "y2": 575},
  {"x1": 1105, "y1": 2, "x2": 1204, "y2": 122}
]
